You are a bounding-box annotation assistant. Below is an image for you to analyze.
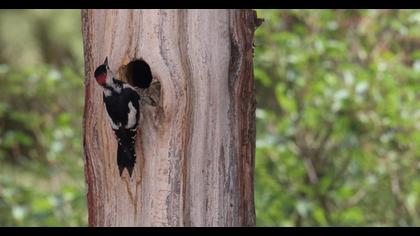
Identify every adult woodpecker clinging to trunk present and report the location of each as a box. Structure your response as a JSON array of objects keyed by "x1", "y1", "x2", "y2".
[{"x1": 94, "y1": 57, "x2": 141, "y2": 177}]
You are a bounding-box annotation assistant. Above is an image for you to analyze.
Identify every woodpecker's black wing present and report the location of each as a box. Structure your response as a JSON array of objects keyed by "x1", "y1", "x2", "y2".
[{"x1": 103, "y1": 86, "x2": 140, "y2": 129}]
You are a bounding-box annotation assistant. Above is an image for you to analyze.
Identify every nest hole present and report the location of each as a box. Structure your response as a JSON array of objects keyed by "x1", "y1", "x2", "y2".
[{"x1": 126, "y1": 58, "x2": 153, "y2": 89}]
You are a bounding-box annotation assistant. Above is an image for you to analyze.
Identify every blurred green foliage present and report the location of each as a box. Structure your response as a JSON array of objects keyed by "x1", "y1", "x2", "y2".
[
  {"x1": 0, "y1": 10, "x2": 86, "y2": 226},
  {"x1": 0, "y1": 9, "x2": 419, "y2": 226},
  {"x1": 254, "y1": 9, "x2": 420, "y2": 226}
]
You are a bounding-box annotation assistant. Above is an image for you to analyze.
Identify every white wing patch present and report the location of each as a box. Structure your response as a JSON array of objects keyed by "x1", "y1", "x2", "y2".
[{"x1": 125, "y1": 101, "x2": 137, "y2": 129}]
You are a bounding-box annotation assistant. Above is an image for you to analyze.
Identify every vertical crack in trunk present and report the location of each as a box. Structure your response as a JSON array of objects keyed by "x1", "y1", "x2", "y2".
[{"x1": 177, "y1": 9, "x2": 194, "y2": 227}]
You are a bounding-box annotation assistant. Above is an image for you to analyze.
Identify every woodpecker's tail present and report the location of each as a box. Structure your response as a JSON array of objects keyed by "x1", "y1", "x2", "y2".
[{"x1": 117, "y1": 143, "x2": 136, "y2": 177}]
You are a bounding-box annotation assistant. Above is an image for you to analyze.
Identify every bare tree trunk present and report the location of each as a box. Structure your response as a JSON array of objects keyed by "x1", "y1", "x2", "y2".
[{"x1": 82, "y1": 9, "x2": 259, "y2": 226}]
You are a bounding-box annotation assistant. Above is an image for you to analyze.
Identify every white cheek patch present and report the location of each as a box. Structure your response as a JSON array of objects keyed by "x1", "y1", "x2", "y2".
[
  {"x1": 113, "y1": 84, "x2": 122, "y2": 93},
  {"x1": 103, "y1": 89, "x2": 112, "y2": 97},
  {"x1": 105, "y1": 73, "x2": 121, "y2": 94},
  {"x1": 125, "y1": 101, "x2": 138, "y2": 129}
]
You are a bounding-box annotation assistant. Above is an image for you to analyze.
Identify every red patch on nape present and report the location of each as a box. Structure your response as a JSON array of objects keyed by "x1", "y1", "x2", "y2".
[{"x1": 95, "y1": 73, "x2": 107, "y2": 86}]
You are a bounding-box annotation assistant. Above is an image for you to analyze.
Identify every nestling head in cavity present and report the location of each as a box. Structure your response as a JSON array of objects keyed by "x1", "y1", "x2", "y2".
[{"x1": 94, "y1": 57, "x2": 113, "y2": 86}]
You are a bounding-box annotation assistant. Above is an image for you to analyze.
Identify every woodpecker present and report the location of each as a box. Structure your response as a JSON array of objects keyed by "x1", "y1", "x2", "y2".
[{"x1": 94, "y1": 57, "x2": 140, "y2": 177}]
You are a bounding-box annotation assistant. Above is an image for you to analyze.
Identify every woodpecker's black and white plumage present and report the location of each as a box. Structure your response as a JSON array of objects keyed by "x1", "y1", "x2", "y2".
[{"x1": 94, "y1": 57, "x2": 140, "y2": 177}]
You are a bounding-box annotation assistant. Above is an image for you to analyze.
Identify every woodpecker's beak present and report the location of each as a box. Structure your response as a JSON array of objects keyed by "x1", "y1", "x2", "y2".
[{"x1": 104, "y1": 57, "x2": 108, "y2": 66}]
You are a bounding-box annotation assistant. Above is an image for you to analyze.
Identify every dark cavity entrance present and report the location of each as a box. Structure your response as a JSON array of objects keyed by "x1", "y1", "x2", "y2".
[{"x1": 126, "y1": 59, "x2": 153, "y2": 89}]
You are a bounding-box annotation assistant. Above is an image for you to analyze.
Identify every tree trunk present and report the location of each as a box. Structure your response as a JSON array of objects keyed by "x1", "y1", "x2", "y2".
[{"x1": 82, "y1": 9, "x2": 259, "y2": 227}]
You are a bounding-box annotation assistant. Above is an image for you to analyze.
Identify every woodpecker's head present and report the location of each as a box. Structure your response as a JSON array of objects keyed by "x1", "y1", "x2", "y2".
[{"x1": 94, "y1": 57, "x2": 111, "y2": 86}]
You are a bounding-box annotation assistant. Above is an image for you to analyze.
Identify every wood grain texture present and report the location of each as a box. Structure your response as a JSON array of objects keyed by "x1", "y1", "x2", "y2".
[{"x1": 82, "y1": 9, "x2": 259, "y2": 226}]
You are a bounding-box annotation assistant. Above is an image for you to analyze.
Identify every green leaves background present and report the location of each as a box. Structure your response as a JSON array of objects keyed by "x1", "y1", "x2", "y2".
[
  {"x1": 0, "y1": 9, "x2": 419, "y2": 226},
  {"x1": 254, "y1": 9, "x2": 420, "y2": 226}
]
